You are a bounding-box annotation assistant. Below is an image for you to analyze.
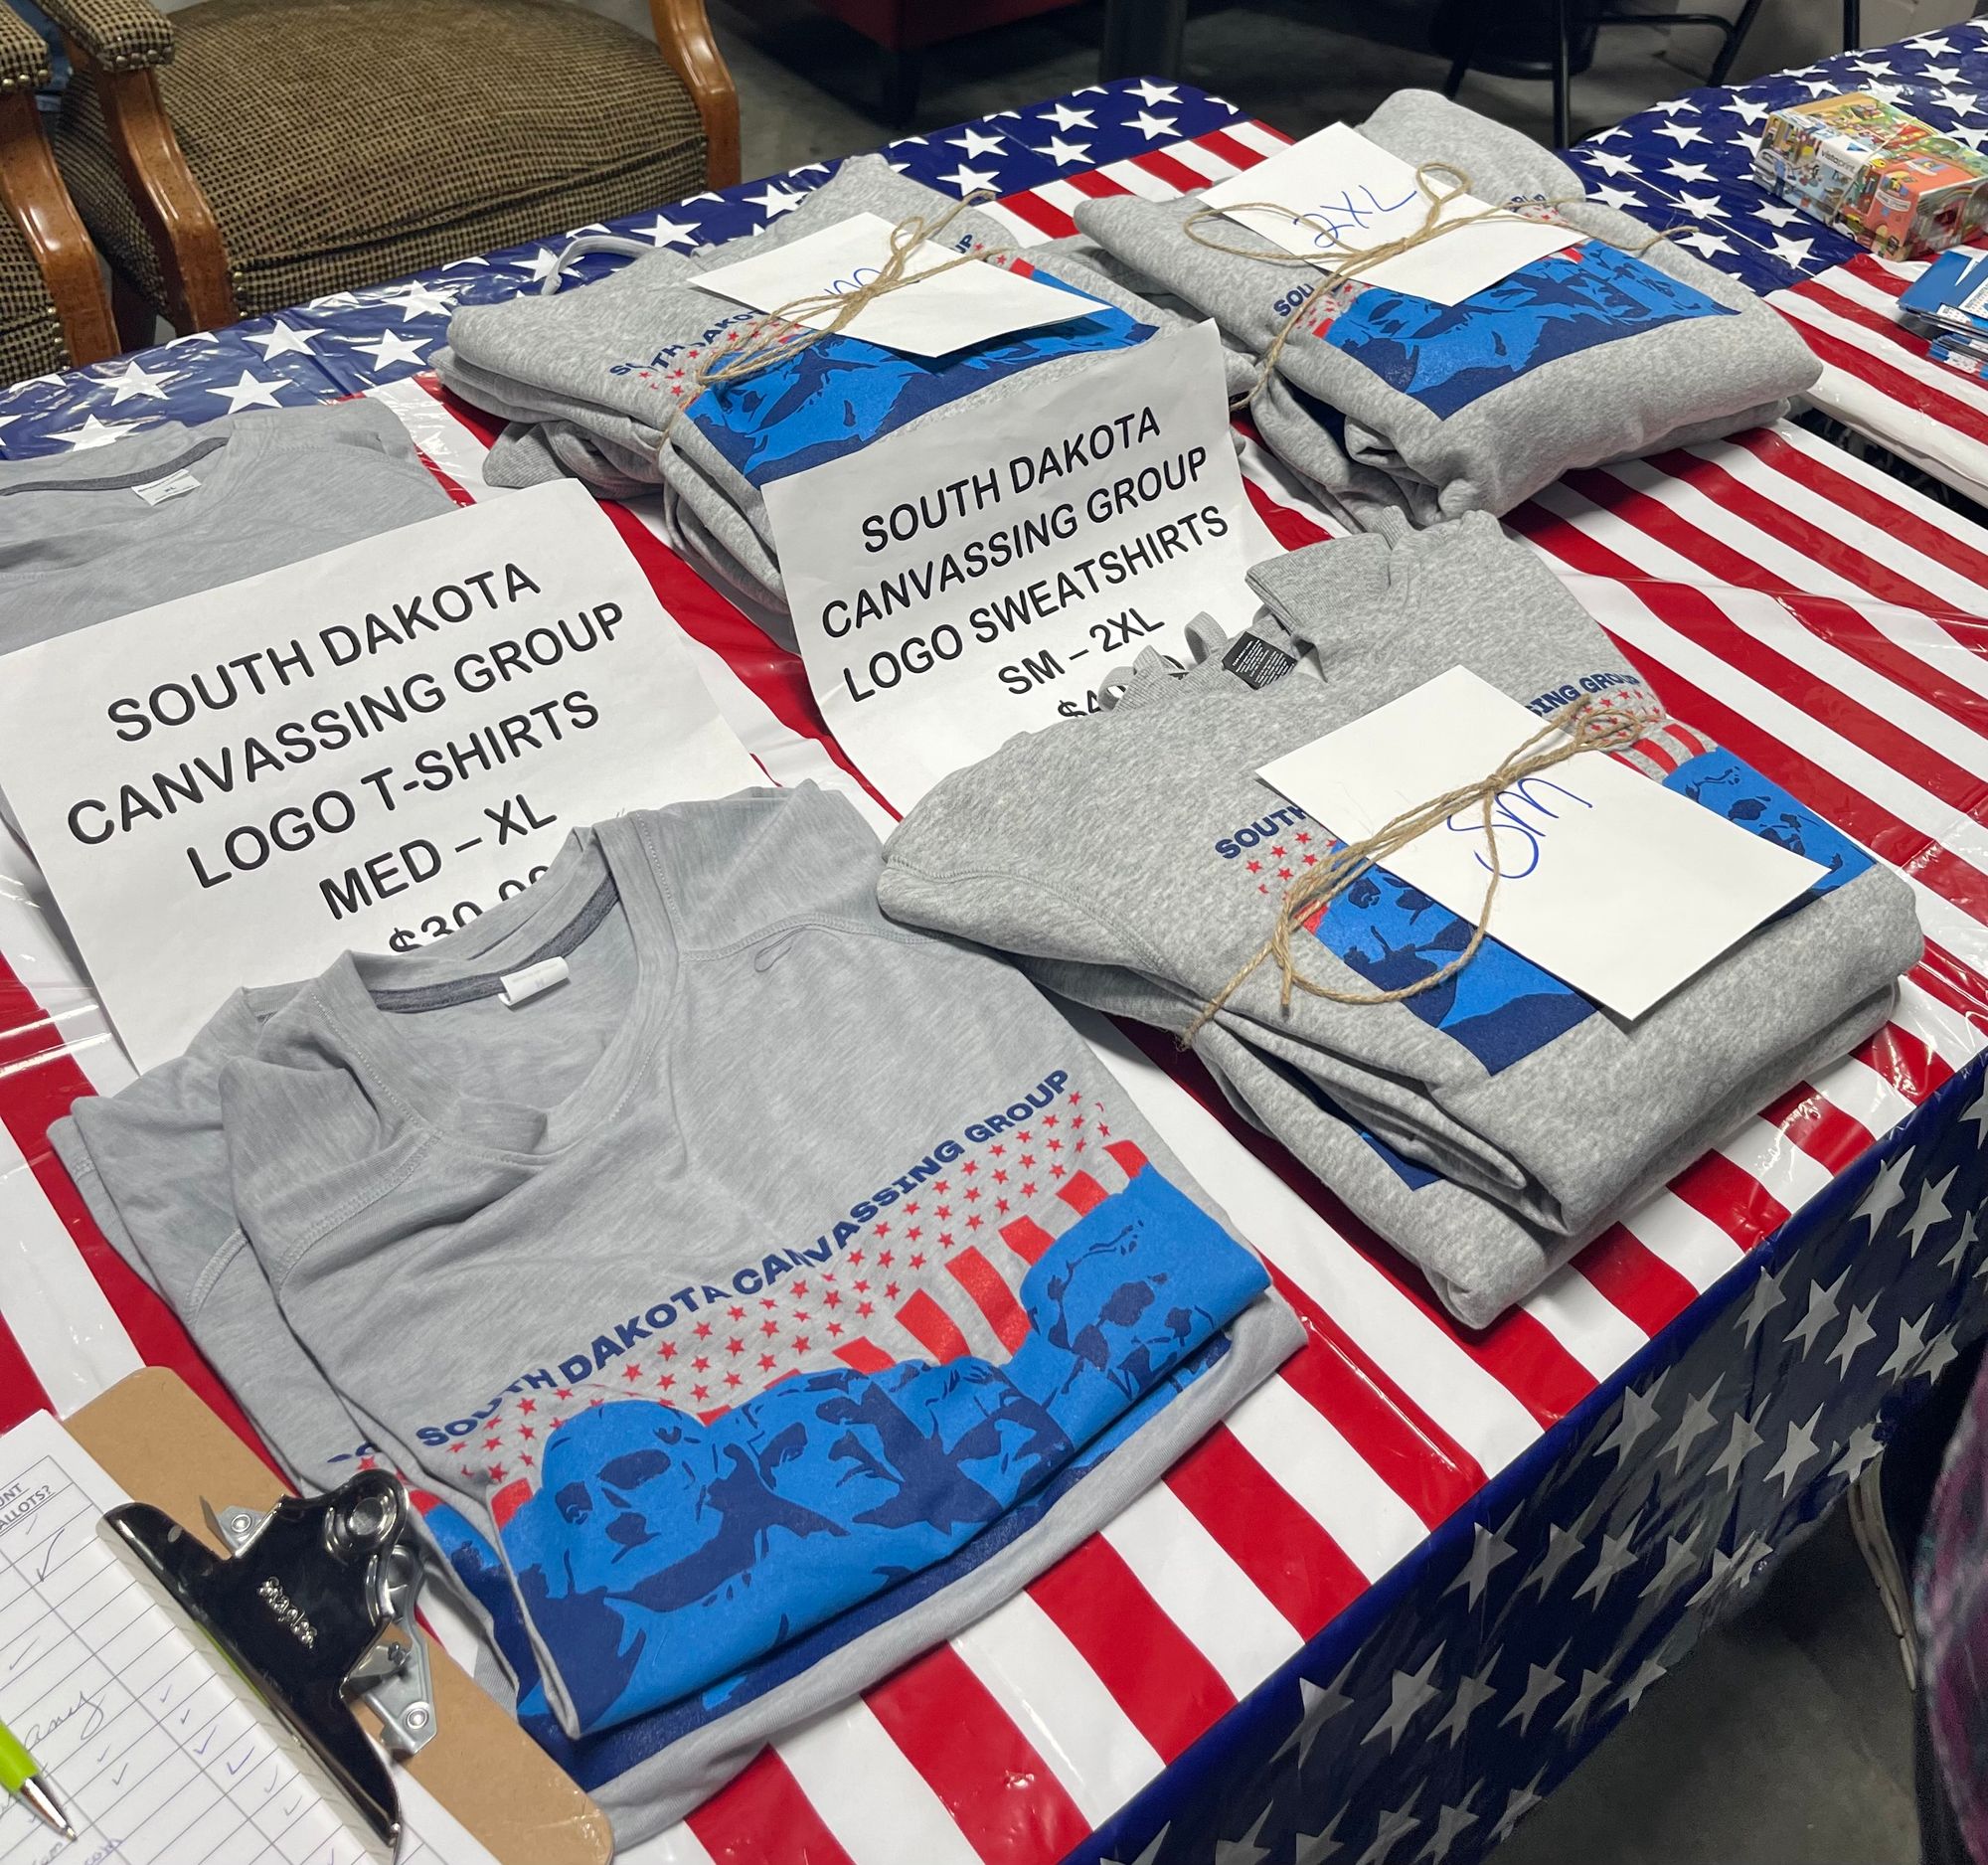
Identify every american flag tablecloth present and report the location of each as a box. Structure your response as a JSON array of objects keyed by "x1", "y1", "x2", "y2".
[
  {"x1": 1566, "y1": 22, "x2": 1988, "y2": 506},
  {"x1": 5, "y1": 78, "x2": 1988, "y2": 1865}
]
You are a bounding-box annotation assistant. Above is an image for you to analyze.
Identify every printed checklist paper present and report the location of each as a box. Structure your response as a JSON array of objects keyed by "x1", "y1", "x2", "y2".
[
  {"x1": 0, "y1": 1411, "x2": 493, "y2": 1865},
  {"x1": 1201, "y1": 122, "x2": 1585, "y2": 307}
]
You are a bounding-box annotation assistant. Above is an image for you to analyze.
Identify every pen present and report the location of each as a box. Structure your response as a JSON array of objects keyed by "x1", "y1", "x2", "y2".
[{"x1": 0, "y1": 1714, "x2": 75, "y2": 1843}]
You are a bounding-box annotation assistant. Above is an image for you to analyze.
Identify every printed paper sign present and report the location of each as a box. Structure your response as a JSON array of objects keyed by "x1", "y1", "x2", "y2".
[
  {"x1": 696, "y1": 212, "x2": 1092, "y2": 358},
  {"x1": 0, "y1": 480, "x2": 762, "y2": 1069},
  {"x1": 765, "y1": 319, "x2": 1275, "y2": 809},
  {"x1": 1203, "y1": 123, "x2": 1585, "y2": 307},
  {"x1": 1255, "y1": 666, "x2": 1829, "y2": 1019}
]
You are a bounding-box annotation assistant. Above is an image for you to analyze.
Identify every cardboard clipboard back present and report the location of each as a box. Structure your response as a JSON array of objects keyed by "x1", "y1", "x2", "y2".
[{"x1": 66, "y1": 1368, "x2": 613, "y2": 1865}]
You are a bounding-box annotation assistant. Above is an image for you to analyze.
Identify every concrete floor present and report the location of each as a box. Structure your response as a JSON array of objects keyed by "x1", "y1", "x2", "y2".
[{"x1": 695, "y1": 6, "x2": 1924, "y2": 1860}]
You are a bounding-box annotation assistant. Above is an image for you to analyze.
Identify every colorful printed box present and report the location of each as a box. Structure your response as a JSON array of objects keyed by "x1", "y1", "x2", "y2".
[{"x1": 1751, "y1": 90, "x2": 1988, "y2": 260}]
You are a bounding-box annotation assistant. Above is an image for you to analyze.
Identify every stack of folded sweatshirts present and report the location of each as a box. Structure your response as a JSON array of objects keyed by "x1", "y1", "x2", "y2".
[
  {"x1": 878, "y1": 518, "x2": 1922, "y2": 1325},
  {"x1": 1070, "y1": 88, "x2": 1822, "y2": 525},
  {"x1": 434, "y1": 155, "x2": 1254, "y2": 638}
]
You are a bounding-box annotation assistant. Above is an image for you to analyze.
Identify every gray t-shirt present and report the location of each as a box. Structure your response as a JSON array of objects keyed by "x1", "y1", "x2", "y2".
[
  {"x1": 57, "y1": 783, "x2": 1300, "y2": 1838},
  {"x1": 0, "y1": 400, "x2": 457, "y2": 652}
]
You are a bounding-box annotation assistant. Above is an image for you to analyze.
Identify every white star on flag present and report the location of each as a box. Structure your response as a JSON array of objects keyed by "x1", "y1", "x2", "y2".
[
  {"x1": 1968, "y1": 1081, "x2": 1988, "y2": 1149},
  {"x1": 634, "y1": 214, "x2": 700, "y2": 248},
  {"x1": 1663, "y1": 1378, "x2": 1724, "y2": 1472},
  {"x1": 346, "y1": 328, "x2": 431, "y2": 373},
  {"x1": 1672, "y1": 229, "x2": 1736, "y2": 257},
  {"x1": 1035, "y1": 136, "x2": 1091, "y2": 166},
  {"x1": 1878, "y1": 1305, "x2": 1933, "y2": 1383},
  {"x1": 1038, "y1": 101, "x2": 1095, "y2": 131},
  {"x1": 1653, "y1": 122, "x2": 1709, "y2": 147},
  {"x1": 101, "y1": 357, "x2": 173, "y2": 404},
  {"x1": 1100, "y1": 1823, "x2": 1170, "y2": 1865},
  {"x1": 1432, "y1": 1656, "x2": 1500, "y2": 1747},
  {"x1": 208, "y1": 370, "x2": 287, "y2": 413},
  {"x1": 1904, "y1": 1167, "x2": 1958, "y2": 1254},
  {"x1": 1295, "y1": 1811, "x2": 1346, "y2": 1864},
  {"x1": 1710, "y1": 1406, "x2": 1765, "y2": 1487},
  {"x1": 1617, "y1": 1657, "x2": 1668, "y2": 1714},
  {"x1": 1490, "y1": 1772, "x2": 1548, "y2": 1846},
  {"x1": 1922, "y1": 1324, "x2": 1963, "y2": 1386},
  {"x1": 1673, "y1": 190, "x2": 1728, "y2": 219},
  {"x1": 1641, "y1": 1526, "x2": 1702, "y2": 1601},
  {"x1": 1417, "y1": 1790, "x2": 1479, "y2": 1864},
  {"x1": 1214, "y1": 1806, "x2": 1272, "y2": 1865},
  {"x1": 1581, "y1": 147, "x2": 1636, "y2": 176},
  {"x1": 1726, "y1": 97, "x2": 1770, "y2": 123},
  {"x1": 947, "y1": 126, "x2": 1007, "y2": 160},
  {"x1": 1752, "y1": 201, "x2": 1804, "y2": 228},
  {"x1": 1126, "y1": 79, "x2": 1180, "y2": 105},
  {"x1": 521, "y1": 247, "x2": 565, "y2": 285},
  {"x1": 1596, "y1": 1380, "x2": 1665, "y2": 1467},
  {"x1": 1940, "y1": 1209, "x2": 1979, "y2": 1276},
  {"x1": 1362, "y1": 1644, "x2": 1443, "y2": 1752},
  {"x1": 1274, "y1": 1658, "x2": 1356, "y2": 1768},
  {"x1": 382, "y1": 279, "x2": 458, "y2": 320},
  {"x1": 1555, "y1": 1667, "x2": 1612, "y2": 1734},
  {"x1": 1830, "y1": 1297, "x2": 1880, "y2": 1377},
  {"x1": 1574, "y1": 1528, "x2": 1639, "y2": 1605},
  {"x1": 1444, "y1": 1519, "x2": 1518, "y2": 1606},
  {"x1": 1853, "y1": 1149, "x2": 1912, "y2": 1236},
  {"x1": 1737, "y1": 1266, "x2": 1786, "y2": 1344},
  {"x1": 52, "y1": 414, "x2": 143, "y2": 450},
  {"x1": 1499, "y1": 1645, "x2": 1568, "y2": 1735},
  {"x1": 1522, "y1": 1521, "x2": 1584, "y2": 1597},
  {"x1": 1589, "y1": 184, "x2": 1641, "y2": 211},
  {"x1": 1788, "y1": 1270, "x2": 1847, "y2": 1357},
  {"x1": 1835, "y1": 1421, "x2": 1884, "y2": 1483},
  {"x1": 935, "y1": 163, "x2": 1001, "y2": 195},
  {"x1": 1663, "y1": 159, "x2": 1717, "y2": 184},
  {"x1": 1356, "y1": 1800, "x2": 1421, "y2": 1865},
  {"x1": 1127, "y1": 110, "x2": 1179, "y2": 140},
  {"x1": 1764, "y1": 1404, "x2": 1825, "y2": 1496},
  {"x1": 244, "y1": 318, "x2": 318, "y2": 360},
  {"x1": 747, "y1": 184, "x2": 805, "y2": 217},
  {"x1": 1768, "y1": 234, "x2": 1815, "y2": 268}
]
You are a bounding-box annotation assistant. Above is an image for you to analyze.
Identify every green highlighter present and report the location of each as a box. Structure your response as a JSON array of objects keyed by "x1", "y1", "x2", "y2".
[{"x1": 0, "y1": 1712, "x2": 75, "y2": 1842}]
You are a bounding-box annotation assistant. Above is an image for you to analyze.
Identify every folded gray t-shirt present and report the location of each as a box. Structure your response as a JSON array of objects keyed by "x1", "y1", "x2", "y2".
[
  {"x1": 57, "y1": 783, "x2": 1299, "y2": 1839},
  {"x1": 879, "y1": 516, "x2": 1921, "y2": 1247},
  {"x1": 0, "y1": 400, "x2": 457, "y2": 651},
  {"x1": 1072, "y1": 88, "x2": 1820, "y2": 522}
]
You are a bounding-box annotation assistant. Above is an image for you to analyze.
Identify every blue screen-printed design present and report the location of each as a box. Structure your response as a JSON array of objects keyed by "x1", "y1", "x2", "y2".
[
  {"x1": 686, "y1": 270, "x2": 1149, "y2": 485},
  {"x1": 1302, "y1": 855, "x2": 1597, "y2": 1075},
  {"x1": 1323, "y1": 241, "x2": 1736, "y2": 420},
  {"x1": 485, "y1": 1163, "x2": 1263, "y2": 1736},
  {"x1": 1662, "y1": 747, "x2": 1873, "y2": 895},
  {"x1": 423, "y1": 1334, "x2": 1234, "y2": 1788}
]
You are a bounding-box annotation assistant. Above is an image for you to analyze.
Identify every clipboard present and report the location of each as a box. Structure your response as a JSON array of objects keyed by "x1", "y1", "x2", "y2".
[{"x1": 65, "y1": 1367, "x2": 613, "y2": 1865}]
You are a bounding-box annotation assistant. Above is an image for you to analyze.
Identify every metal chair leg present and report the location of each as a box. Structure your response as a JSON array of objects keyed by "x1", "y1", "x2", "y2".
[
  {"x1": 1844, "y1": 0, "x2": 1860, "y2": 49},
  {"x1": 1707, "y1": 0, "x2": 1768, "y2": 85},
  {"x1": 1552, "y1": 0, "x2": 1572, "y2": 147}
]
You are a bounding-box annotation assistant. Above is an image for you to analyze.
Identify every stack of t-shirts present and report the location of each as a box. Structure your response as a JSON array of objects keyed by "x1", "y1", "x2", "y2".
[
  {"x1": 877, "y1": 517, "x2": 1921, "y2": 1324},
  {"x1": 0, "y1": 399, "x2": 457, "y2": 651},
  {"x1": 433, "y1": 154, "x2": 1252, "y2": 636},
  {"x1": 1071, "y1": 88, "x2": 1821, "y2": 525},
  {"x1": 54, "y1": 781, "x2": 1301, "y2": 1840}
]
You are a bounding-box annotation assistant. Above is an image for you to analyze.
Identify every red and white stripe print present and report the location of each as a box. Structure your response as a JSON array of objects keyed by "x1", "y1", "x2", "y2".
[{"x1": 4, "y1": 122, "x2": 1987, "y2": 1865}]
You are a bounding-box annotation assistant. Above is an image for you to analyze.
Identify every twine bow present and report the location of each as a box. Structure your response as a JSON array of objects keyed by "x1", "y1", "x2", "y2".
[
  {"x1": 1182, "y1": 162, "x2": 1674, "y2": 416},
  {"x1": 1184, "y1": 694, "x2": 1657, "y2": 1044},
  {"x1": 656, "y1": 192, "x2": 1008, "y2": 454}
]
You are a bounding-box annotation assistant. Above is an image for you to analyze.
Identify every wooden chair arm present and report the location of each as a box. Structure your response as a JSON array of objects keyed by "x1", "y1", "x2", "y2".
[
  {"x1": 647, "y1": 0, "x2": 739, "y2": 189},
  {"x1": 29, "y1": 0, "x2": 171, "y2": 74},
  {"x1": 0, "y1": 86, "x2": 118, "y2": 365}
]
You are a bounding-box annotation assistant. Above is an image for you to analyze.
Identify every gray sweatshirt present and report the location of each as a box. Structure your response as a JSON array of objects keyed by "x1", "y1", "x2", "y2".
[
  {"x1": 1071, "y1": 89, "x2": 1820, "y2": 522},
  {"x1": 877, "y1": 518, "x2": 1920, "y2": 1266}
]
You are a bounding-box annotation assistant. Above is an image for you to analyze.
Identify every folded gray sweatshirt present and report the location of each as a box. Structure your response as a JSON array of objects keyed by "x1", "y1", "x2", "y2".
[
  {"x1": 436, "y1": 157, "x2": 1251, "y2": 630},
  {"x1": 878, "y1": 516, "x2": 1922, "y2": 1251},
  {"x1": 1072, "y1": 89, "x2": 1820, "y2": 521}
]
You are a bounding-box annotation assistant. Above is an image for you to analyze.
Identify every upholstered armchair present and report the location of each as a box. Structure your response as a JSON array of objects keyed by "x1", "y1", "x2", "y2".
[
  {"x1": 33, "y1": 0, "x2": 739, "y2": 342},
  {"x1": 0, "y1": 1, "x2": 114, "y2": 382}
]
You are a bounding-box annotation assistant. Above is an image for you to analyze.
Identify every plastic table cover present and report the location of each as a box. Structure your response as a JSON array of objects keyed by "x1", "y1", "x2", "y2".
[
  {"x1": 4, "y1": 75, "x2": 1988, "y2": 1865},
  {"x1": 1564, "y1": 21, "x2": 1988, "y2": 506}
]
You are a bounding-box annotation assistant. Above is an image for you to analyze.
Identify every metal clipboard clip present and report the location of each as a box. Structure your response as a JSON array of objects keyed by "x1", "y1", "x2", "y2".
[{"x1": 99, "y1": 1468, "x2": 437, "y2": 1859}]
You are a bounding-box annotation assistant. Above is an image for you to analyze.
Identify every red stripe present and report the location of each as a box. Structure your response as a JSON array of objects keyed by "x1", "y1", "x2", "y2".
[
  {"x1": 1764, "y1": 590, "x2": 1988, "y2": 742},
  {"x1": 1906, "y1": 944, "x2": 1988, "y2": 1034},
  {"x1": 1027, "y1": 1537, "x2": 1235, "y2": 1760},
  {"x1": 1134, "y1": 147, "x2": 1218, "y2": 194},
  {"x1": 0, "y1": 962, "x2": 277, "y2": 1472},
  {"x1": 1164, "y1": 1424, "x2": 1366, "y2": 1635},
  {"x1": 897, "y1": 1288, "x2": 972, "y2": 1363},
  {"x1": 1863, "y1": 1022, "x2": 1954, "y2": 1102},
  {"x1": 687, "y1": 1749, "x2": 857, "y2": 1865},
  {"x1": 866, "y1": 1645, "x2": 1090, "y2": 1864},
  {"x1": 833, "y1": 1337, "x2": 896, "y2": 1374},
  {"x1": 946, "y1": 1247, "x2": 1032, "y2": 1353},
  {"x1": 0, "y1": 1313, "x2": 51, "y2": 1431},
  {"x1": 1104, "y1": 1138, "x2": 1149, "y2": 1178},
  {"x1": 1733, "y1": 427, "x2": 1988, "y2": 594},
  {"x1": 1788, "y1": 283, "x2": 1988, "y2": 444},
  {"x1": 1841, "y1": 251, "x2": 1923, "y2": 301},
  {"x1": 996, "y1": 188, "x2": 1078, "y2": 239},
  {"x1": 1058, "y1": 1170, "x2": 1107, "y2": 1216},
  {"x1": 1572, "y1": 1226, "x2": 1699, "y2": 1336},
  {"x1": 1000, "y1": 1215, "x2": 1056, "y2": 1265},
  {"x1": 1194, "y1": 126, "x2": 1271, "y2": 172},
  {"x1": 1669, "y1": 1150, "x2": 1791, "y2": 1250},
  {"x1": 488, "y1": 1478, "x2": 532, "y2": 1529},
  {"x1": 1064, "y1": 166, "x2": 1129, "y2": 200},
  {"x1": 1757, "y1": 1082, "x2": 1878, "y2": 1174}
]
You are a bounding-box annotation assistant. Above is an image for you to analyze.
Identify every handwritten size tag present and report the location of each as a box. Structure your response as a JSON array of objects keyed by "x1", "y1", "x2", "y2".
[
  {"x1": 695, "y1": 212, "x2": 1095, "y2": 358},
  {"x1": 1202, "y1": 123, "x2": 1585, "y2": 307},
  {"x1": 1256, "y1": 667, "x2": 1829, "y2": 1019}
]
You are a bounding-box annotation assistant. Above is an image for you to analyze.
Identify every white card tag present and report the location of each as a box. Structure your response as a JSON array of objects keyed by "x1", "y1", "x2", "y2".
[
  {"x1": 1255, "y1": 666, "x2": 1830, "y2": 1020},
  {"x1": 132, "y1": 467, "x2": 201, "y2": 506},
  {"x1": 694, "y1": 212, "x2": 1096, "y2": 358},
  {"x1": 1202, "y1": 123, "x2": 1586, "y2": 307},
  {"x1": 499, "y1": 955, "x2": 569, "y2": 1006}
]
